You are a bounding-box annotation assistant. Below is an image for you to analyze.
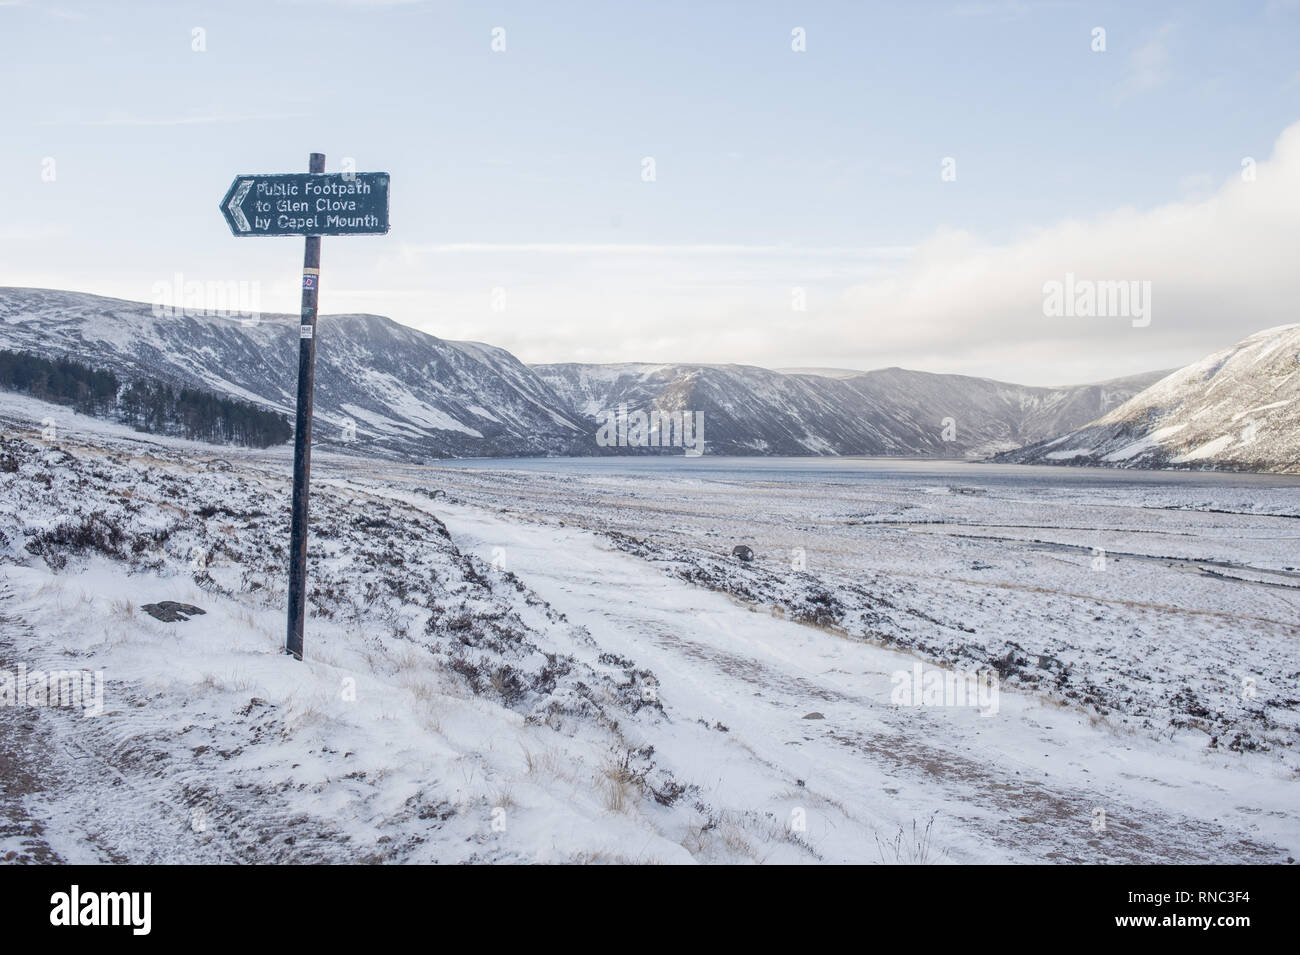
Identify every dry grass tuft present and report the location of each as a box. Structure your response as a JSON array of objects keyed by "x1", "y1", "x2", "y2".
[{"x1": 875, "y1": 813, "x2": 947, "y2": 865}]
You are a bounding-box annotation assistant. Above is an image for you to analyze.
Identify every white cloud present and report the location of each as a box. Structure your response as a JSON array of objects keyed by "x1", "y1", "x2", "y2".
[
  {"x1": 40, "y1": 111, "x2": 314, "y2": 127},
  {"x1": 9, "y1": 108, "x2": 1297, "y2": 387},
  {"x1": 402, "y1": 243, "x2": 913, "y2": 257},
  {"x1": 799, "y1": 119, "x2": 1300, "y2": 382},
  {"x1": 372, "y1": 119, "x2": 1300, "y2": 385},
  {"x1": 0, "y1": 224, "x2": 67, "y2": 241},
  {"x1": 1118, "y1": 23, "x2": 1175, "y2": 99}
]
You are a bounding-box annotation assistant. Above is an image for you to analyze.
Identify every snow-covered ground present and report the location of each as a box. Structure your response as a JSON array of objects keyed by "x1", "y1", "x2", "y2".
[{"x1": 1, "y1": 394, "x2": 1296, "y2": 863}]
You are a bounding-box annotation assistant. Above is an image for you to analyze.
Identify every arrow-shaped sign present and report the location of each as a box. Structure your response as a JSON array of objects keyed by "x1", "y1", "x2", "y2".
[
  {"x1": 219, "y1": 172, "x2": 390, "y2": 237},
  {"x1": 225, "y1": 178, "x2": 253, "y2": 232}
]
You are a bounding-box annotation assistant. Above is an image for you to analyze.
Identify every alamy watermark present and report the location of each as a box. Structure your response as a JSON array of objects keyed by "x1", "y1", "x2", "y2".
[
  {"x1": 596, "y1": 403, "x2": 704, "y2": 456},
  {"x1": 890, "y1": 662, "x2": 999, "y2": 716},
  {"x1": 1043, "y1": 273, "x2": 1151, "y2": 328},
  {"x1": 151, "y1": 273, "x2": 263, "y2": 326},
  {"x1": 50, "y1": 885, "x2": 150, "y2": 935},
  {"x1": 1, "y1": 664, "x2": 104, "y2": 717}
]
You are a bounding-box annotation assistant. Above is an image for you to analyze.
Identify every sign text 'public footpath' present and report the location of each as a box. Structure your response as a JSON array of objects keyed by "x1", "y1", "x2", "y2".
[{"x1": 220, "y1": 172, "x2": 390, "y2": 237}]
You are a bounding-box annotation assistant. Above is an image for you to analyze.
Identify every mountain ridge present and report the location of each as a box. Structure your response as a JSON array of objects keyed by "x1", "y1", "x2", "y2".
[
  {"x1": 534, "y1": 360, "x2": 1168, "y2": 457},
  {"x1": 0, "y1": 286, "x2": 1168, "y2": 461},
  {"x1": 0, "y1": 287, "x2": 593, "y2": 459},
  {"x1": 997, "y1": 323, "x2": 1300, "y2": 474}
]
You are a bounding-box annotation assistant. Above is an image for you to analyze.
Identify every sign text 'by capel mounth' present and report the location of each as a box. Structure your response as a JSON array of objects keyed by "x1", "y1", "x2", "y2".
[{"x1": 220, "y1": 172, "x2": 390, "y2": 237}]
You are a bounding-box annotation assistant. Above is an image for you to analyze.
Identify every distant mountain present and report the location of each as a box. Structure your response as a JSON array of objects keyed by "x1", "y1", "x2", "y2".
[
  {"x1": 0, "y1": 287, "x2": 1167, "y2": 461},
  {"x1": 998, "y1": 324, "x2": 1300, "y2": 474},
  {"x1": 772, "y1": 367, "x2": 868, "y2": 379},
  {"x1": 0, "y1": 288, "x2": 592, "y2": 459},
  {"x1": 534, "y1": 362, "x2": 1167, "y2": 457}
]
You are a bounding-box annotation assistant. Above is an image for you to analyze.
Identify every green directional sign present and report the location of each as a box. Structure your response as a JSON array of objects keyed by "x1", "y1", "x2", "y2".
[
  {"x1": 220, "y1": 172, "x2": 390, "y2": 237},
  {"x1": 219, "y1": 154, "x2": 392, "y2": 662}
]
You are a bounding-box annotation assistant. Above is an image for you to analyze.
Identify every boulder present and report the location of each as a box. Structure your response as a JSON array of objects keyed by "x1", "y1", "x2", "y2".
[{"x1": 141, "y1": 601, "x2": 206, "y2": 623}]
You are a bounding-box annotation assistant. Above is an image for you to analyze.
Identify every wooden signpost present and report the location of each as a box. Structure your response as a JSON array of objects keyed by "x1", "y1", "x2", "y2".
[{"x1": 220, "y1": 154, "x2": 390, "y2": 660}]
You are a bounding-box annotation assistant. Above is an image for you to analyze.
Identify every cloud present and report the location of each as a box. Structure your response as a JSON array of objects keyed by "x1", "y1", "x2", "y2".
[
  {"x1": 1118, "y1": 23, "x2": 1175, "y2": 99},
  {"x1": 402, "y1": 243, "x2": 913, "y2": 257},
  {"x1": 347, "y1": 121, "x2": 1300, "y2": 385},
  {"x1": 0, "y1": 224, "x2": 67, "y2": 241},
  {"x1": 797, "y1": 119, "x2": 1300, "y2": 382},
  {"x1": 283, "y1": 0, "x2": 431, "y2": 6},
  {"x1": 949, "y1": 1, "x2": 1071, "y2": 19},
  {"x1": 39, "y1": 111, "x2": 314, "y2": 127},
  {"x1": 15, "y1": 110, "x2": 1296, "y2": 388}
]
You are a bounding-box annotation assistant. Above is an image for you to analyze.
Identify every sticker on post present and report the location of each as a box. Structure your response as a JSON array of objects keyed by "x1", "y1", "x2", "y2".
[{"x1": 300, "y1": 325, "x2": 313, "y2": 339}]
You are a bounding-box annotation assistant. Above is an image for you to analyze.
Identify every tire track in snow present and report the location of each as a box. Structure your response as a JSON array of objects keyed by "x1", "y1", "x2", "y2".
[{"x1": 425, "y1": 502, "x2": 1294, "y2": 864}]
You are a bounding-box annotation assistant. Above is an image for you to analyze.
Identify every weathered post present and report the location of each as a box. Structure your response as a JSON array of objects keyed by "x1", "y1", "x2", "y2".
[
  {"x1": 285, "y1": 152, "x2": 325, "y2": 660},
  {"x1": 219, "y1": 157, "x2": 390, "y2": 661}
]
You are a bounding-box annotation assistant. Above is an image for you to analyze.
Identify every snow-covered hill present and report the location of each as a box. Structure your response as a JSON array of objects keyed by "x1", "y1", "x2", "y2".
[
  {"x1": 0, "y1": 287, "x2": 1163, "y2": 461},
  {"x1": 0, "y1": 288, "x2": 593, "y2": 460},
  {"x1": 1000, "y1": 324, "x2": 1300, "y2": 473},
  {"x1": 535, "y1": 362, "x2": 1166, "y2": 458}
]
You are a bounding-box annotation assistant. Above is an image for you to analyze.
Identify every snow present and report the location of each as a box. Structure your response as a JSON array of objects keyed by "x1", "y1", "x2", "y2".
[
  {"x1": 1011, "y1": 323, "x2": 1300, "y2": 473},
  {"x1": 1044, "y1": 448, "x2": 1094, "y2": 459},
  {"x1": 1173, "y1": 435, "x2": 1236, "y2": 462},
  {"x1": 1103, "y1": 424, "x2": 1189, "y2": 462},
  {"x1": 352, "y1": 371, "x2": 483, "y2": 437},
  {"x1": 1, "y1": 394, "x2": 1296, "y2": 864},
  {"x1": 1232, "y1": 400, "x2": 1291, "y2": 422}
]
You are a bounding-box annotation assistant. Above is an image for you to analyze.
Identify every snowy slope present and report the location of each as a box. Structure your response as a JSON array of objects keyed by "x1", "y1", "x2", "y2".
[
  {"x1": 2, "y1": 398, "x2": 1294, "y2": 863},
  {"x1": 535, "y1": 362, "x2": 1166, "y2": 457},
  {"x1": 0, "y1": 288, "x2": 592, "y2": 460},
  {"x1": 1001, "y1": 324, "x2": 1300, "y2": 473},
  {"x1": 0, "y1": 406, "x2": 700, "y2": 863}
]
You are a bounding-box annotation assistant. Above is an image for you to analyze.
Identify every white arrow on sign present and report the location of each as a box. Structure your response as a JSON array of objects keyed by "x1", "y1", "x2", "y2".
[{"x1": 226, "y1": 178, "x2": 253, "y2": 233}]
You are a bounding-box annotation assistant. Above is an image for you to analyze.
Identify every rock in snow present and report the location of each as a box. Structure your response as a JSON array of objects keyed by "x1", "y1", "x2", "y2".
[{"x1": 140, "y1": 601, "x2": 206, "y2": 623}]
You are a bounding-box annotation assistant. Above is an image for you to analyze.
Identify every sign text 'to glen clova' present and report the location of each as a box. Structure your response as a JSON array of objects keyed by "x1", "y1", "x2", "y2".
[{"x1": 220, "y1": 172, "x2": 390, "y2": 237}]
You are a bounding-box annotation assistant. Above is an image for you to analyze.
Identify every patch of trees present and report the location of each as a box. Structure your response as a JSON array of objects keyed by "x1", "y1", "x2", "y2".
[
  {"x1": 0, "y1": 349, "x2": 118, "y2": 414},
  {"x1": 117, "y1": 380, "x2": 291, "y2": 447},
  {"x1": 0, "y1": 349, "x2": 291, "y2": 448}
]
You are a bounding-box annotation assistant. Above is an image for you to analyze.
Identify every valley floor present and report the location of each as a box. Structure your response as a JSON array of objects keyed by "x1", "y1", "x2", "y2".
[{"x1": 1, "y1": 398, "x2": 1296, "y2": 863}]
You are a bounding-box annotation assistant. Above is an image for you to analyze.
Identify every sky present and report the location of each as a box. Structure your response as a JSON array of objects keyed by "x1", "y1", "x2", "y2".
[{"x1": 2, "y1": 0, "x2": 1299, "y2": 385}]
